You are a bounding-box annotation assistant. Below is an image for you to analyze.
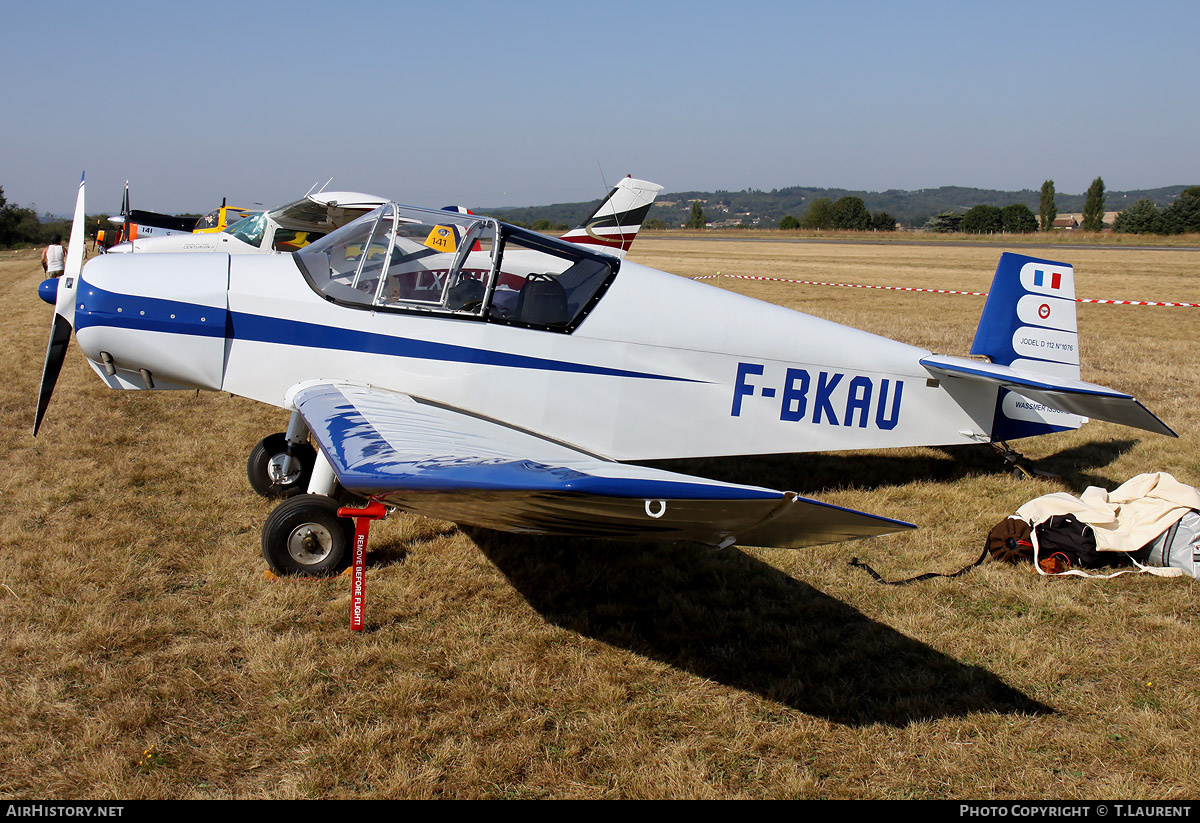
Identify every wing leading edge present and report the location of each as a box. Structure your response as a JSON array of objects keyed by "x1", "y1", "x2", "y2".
[{"x1": 291, "y1": 382, "x2": 914, "y2": 548}]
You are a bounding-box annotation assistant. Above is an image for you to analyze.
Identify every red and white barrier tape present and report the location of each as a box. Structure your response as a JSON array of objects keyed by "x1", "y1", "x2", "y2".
[
  {"x1": 692, "y1": 272, "x2": 1200, "y2": 307},
  {"x1": 1076, "y1": 298, "x2": 1200, "y2": 307}
]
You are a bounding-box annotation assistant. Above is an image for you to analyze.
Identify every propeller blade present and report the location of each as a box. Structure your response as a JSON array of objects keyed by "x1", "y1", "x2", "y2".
[
  {"x1": 63, "y1": 177, "x2": 87, "y2": 283},
  {"x1": 34, "y1": 173, "x2": 86, "y2": 436},
  {"x1": 34, "y1": 314, "x2": 72, "y2": 436},
  {"x1": 55, "y1": 174, "x2": 87, "y2": 325}
]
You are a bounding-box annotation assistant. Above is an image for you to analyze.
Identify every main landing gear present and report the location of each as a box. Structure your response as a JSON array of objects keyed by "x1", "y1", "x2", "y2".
[
  {"x1": 261, "y1": 493, "x2": 353, "y2": 576},
  {"x1": 254, "y1": 412, "x2": 392, "y2": 629},
  {"x1": 254, "y1": 411, "x2": 347, "y2": 574}
]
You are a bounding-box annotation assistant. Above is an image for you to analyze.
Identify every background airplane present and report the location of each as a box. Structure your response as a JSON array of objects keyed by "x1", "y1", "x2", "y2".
[
  {"x1": 105, "y1": 176, "x2": 663, "y2": 258},
  {"x1": 106, "y1": 189, "x2": 388, "y2": 255},
  {"x1": 192, "y1": 198, "x2": 257, "y2": 234},
  {"x1": 35, "y1": 177, "x2": 1172, "y2": 579},
  {"x1": 104, "y1": 181, "x2": 196, "y2": 246}
]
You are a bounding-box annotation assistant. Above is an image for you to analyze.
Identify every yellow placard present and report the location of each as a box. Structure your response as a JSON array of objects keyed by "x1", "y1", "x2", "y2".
[{"x1": 424, "y1": 225, "x2": 458, "y2": 253}]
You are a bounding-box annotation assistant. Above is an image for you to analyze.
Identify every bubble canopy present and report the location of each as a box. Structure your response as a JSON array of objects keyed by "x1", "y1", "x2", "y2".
[{"x1": 295, "y1": 203, "x2": 620, "y2": 332}]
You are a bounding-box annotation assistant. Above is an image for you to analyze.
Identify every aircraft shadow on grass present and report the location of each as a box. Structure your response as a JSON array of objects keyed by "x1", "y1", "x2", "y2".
[
  {"x1": 1018, "y1": 439, "x2": 1141, "y2": 489},
  {"x1": 470, "y1": 528, "x2": 1053, "y2": 728},
  {"x1": 376, "y1": 440, "x2": 1136, "y2": 725},
  {"x1": 366, "y1": 524, "x2": 461, "y2": 570},
  {"x1": 645, "y1": 439, "x2": 1140, "y2": 497}
]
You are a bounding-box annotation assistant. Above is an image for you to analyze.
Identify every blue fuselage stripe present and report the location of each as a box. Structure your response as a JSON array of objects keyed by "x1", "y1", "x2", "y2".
[
  {"x1": 75, "y1": 280, "x2": 225, "y2": 338},
  {"x1": 75, "y1": 278, "x2": 700, "y2": 383},
  {"x1": 228, "y1": 311, "x2": 698, "y2": 382}
]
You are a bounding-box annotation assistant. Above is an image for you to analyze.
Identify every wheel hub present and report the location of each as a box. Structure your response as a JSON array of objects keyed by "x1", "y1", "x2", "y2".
[
  {"x1": 268, "y1": 453, "x2": 302, "y2": 485},
  {"x1": 287, "y1": 522, "x2": 334, "y2": 565}
]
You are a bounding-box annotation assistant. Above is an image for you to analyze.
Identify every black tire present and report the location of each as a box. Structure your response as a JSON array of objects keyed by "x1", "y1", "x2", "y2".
[
  {"x1": 247, "y1": 433, "x2": 317, "y2": 498},
  {"x1": 261, "y1": 494, "x2": 353, "y2": 577}
]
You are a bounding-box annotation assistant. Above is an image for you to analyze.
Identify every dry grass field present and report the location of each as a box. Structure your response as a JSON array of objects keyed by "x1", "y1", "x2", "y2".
[{"x1": 1, "y1": 238, "x2": 1199, "y2": 799}]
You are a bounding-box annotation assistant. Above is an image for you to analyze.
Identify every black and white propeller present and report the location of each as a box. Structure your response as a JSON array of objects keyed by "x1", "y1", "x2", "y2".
[{"x1": 34, "y1": 173, "x2": 86, "y2": 436}]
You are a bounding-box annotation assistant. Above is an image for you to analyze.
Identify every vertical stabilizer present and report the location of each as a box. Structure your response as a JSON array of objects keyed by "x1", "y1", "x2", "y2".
[
  {"x1": 970, "y1": 252, "x2": 1084, "y2": 439},
  {"x1": 559, "y1": 176, "x2": 664, "y2": 258}
]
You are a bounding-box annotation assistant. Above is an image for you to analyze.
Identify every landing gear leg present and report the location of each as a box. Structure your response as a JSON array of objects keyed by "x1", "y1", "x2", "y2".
[
  {"x1": 307, "y1": 448, "x2": 338, "y2": 496},
  {"x1": 990, "y1": 441, "x2": 1061, "y2": 481}
]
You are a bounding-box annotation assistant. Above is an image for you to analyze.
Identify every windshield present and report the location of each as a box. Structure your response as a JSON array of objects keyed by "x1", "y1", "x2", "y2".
[
  {"x1": 225, "y1": 212, "x2": 267, "y2": 247},
  {"x1": 194, "y1": 208, "x2": 222, "y2": 231},
  {"x1": 297, "y1": 204, "x2": 496, "y2": 313},
  {"x1": 269, "y1": 197, "x2": 383, "y2": 232},
  {"x1": 296, "y1": 203, "x2": 617, "y2": 330}
]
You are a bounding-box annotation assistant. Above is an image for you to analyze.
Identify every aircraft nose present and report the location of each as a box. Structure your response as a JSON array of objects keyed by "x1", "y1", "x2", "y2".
[
  {"x1": 38, "y1": 277, "x2": 59, "y2": 305},
  {"x1": 74, "y1": 253, "x2": 230, "y2": 392}
]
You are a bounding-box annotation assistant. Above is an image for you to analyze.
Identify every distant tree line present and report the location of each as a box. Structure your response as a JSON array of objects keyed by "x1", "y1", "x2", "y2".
[
  {"x1": 1032, "y1": 176, "x2": 1199, "y2": 234},
  {"x1": 778, "y1": 196, "x2": 895, "y2": 231},
  {"x1": 1113, "y1": 186, "x2": 1200, "y2": 234},
  {"x1": 502, "y1": 217, "x2": 569, "y2": 233},
  {"x1": 0, "y1": 184, "x2": 107, "y2": 249},
  {"x1": 924, "y1": 203, "x2": 1038, "y2": 234},
  {"x1": 922, "y1": 176, "x2": 1200, "y2": 236},
  {"x1": 1, "y1": 185, "x2": 59, "y2": 247},
  {"x1": 921, "y1": 176, "x2": 1103, "y2": 234},
  {"x1": 492, "y1": 182, "x2": 1193, "y2": 232}
]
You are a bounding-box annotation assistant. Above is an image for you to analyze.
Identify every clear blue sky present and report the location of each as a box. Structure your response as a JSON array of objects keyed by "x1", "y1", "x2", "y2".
[{"x1": 3, "y1": 0, "x2": 1196, "y2": 216}]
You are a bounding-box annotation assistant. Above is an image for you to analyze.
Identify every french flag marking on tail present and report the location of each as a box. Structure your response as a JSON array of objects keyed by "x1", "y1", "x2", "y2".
[
  {"x1": 1032, "y1": 269, "x2": 1061, "y2": 290},
  {"x1": 1022, "y1": 262, "x2": 1073, "y2": 297}
]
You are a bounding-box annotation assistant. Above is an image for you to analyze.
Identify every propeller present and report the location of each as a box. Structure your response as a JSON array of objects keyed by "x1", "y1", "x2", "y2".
[{"x1": 34, "y1": 173, "x2": 86, "y2": 436}]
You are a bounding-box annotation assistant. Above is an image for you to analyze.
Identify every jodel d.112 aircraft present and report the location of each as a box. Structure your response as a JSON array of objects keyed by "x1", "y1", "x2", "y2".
[{"x1": 36, "y1": 176, "x2": 1174, "y2": 579}]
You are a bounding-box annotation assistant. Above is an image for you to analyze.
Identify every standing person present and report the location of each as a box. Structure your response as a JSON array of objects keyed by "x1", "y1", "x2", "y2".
[{"x1": 42, "y1": 235, "x2": 66, "y2": 277}]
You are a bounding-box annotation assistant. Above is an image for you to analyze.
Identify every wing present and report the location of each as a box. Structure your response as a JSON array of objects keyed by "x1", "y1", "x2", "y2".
[{"x1": 291, "y1": 382, "x2": 915, "y2": 548}]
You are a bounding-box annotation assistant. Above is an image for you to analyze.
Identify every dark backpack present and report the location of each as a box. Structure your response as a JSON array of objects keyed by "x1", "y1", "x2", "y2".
[{"x1": 1034, "y1": 513, "x2": 1132, "y2": 570}]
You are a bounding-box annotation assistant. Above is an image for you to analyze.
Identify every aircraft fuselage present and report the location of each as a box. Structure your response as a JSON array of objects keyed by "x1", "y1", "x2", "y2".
[{"x1": 75, "y1": 250, "x2": 995, "y2": 462}]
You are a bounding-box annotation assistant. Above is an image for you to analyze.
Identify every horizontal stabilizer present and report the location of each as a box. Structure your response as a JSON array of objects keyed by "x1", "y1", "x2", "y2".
[
  {"x1": 292, "y1": 381, "x2": 915, "y2": 548},
  {"x1": 921, "y1": 354, "x2": 1176, "y2": 437}
]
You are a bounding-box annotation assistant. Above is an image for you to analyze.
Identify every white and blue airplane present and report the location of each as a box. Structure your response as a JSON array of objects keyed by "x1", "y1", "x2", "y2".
[{"x1": 36, "y1": 176, "x2": 1174, "y2": 577}]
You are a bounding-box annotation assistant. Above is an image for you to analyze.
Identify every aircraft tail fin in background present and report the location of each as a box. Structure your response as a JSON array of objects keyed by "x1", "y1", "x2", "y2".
[{"x1": 559, "y1": 176, "x2": 664, "y2": 258}]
